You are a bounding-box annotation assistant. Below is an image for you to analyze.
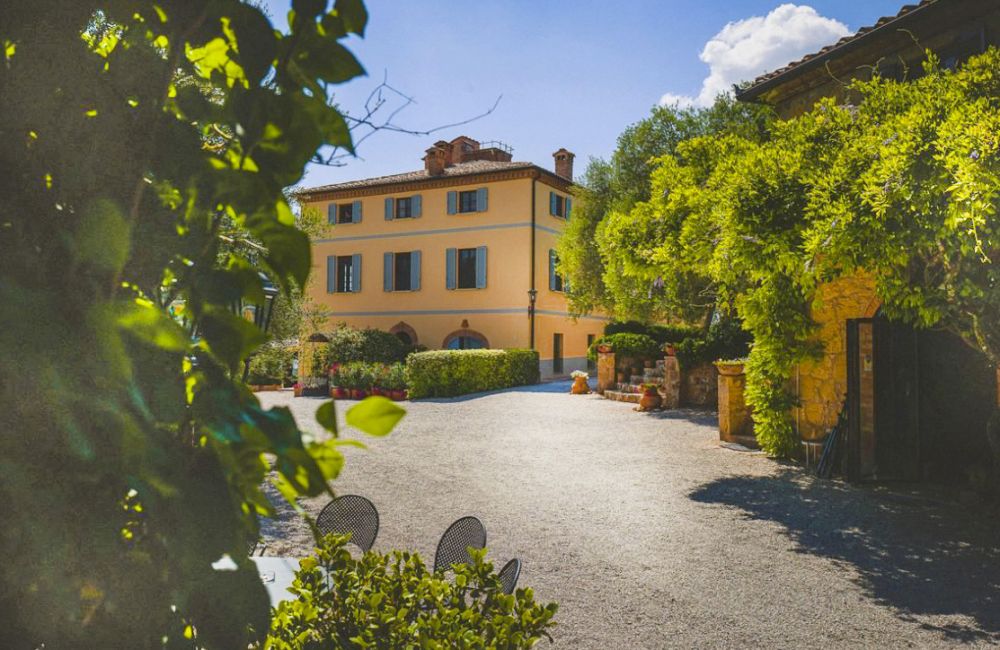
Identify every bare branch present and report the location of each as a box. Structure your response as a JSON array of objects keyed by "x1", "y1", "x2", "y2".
[{"x1": 312, "y1": 71, "x2": 502, "y2": 167}]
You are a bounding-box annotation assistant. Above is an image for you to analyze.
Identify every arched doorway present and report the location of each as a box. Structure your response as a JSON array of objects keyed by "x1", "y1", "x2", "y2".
[{"x1": 389, "y1": 322, "x2": 418, "y2": 347}]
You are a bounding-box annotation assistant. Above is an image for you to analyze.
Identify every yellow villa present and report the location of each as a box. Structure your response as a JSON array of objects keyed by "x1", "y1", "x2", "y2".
[{"x1": 296, "y1": 136, "x2": 606, "y2": 378}]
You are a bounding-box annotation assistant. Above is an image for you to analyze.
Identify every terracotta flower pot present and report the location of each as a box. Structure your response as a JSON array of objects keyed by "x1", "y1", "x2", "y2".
[
  {"x1": 293, "y1": 386, "x2": 303, "y2": 397},
  {"x1": 571, "y1": 376, "x2": 591, "y2": 395},
  {"x1": 391, "y1": 389, "x2": 406, "y2": 401},
  {"x1": 333, "y1": 386, "x2": 349, "y2": 399},
  {"x1": 639, "y1": 388, "x2": 662, "y2": 411},
  {"x1": 665, "y1": 344, "x2": 676, "y2": 357}
]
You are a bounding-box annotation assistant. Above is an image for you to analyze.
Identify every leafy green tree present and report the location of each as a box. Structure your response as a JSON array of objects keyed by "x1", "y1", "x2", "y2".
[
  {"x1": 0, "y1": 1, "x2": 404, "y2": 647},
  {"x1": 602, "y1": 49, "x2": 1000, "y2": 459},
  {"x1": 557, "y1": 96, "x2": 773, "y2": 320}
]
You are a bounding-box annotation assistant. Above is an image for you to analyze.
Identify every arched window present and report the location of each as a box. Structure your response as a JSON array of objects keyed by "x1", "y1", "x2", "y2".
[
  {"x1": 395, "y1": 331, "x2": 413, "y2": 346},
  {"x1": 442, "y1": 329, "x2": 489, "y2": 350}
]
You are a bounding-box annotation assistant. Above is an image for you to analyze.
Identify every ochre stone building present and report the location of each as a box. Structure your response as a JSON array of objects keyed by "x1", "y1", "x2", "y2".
[
  {"x1": 737, "y1": 0, "x2": 1000, "y2": 480},
  {"x1": 296, "y1": 136, "x2": 607, "y2": 378}
]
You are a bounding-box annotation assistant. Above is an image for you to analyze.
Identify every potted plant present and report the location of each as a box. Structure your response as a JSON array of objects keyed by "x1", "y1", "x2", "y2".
[
  {"x1": 570, "y1": 370, "x2": 591, "y2": 395},
  {"x1": 385, "y1": 363, "x2": 408, "y2": 400},
  {"x1": 664, "y1": 343, "x2": 677, "y2": 357},
  {"x1": 638, "y1": 382, "x2": 662, "y2": 411},
  {"x1": 293, "y1": 381, "x2": 302, "y2": 397},
  {"x1": 301, "y1": 376, "x2": 329, "y2": 397}
]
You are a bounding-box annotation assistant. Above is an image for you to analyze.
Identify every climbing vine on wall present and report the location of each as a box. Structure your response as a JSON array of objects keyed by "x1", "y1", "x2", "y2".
[{"x1": 595, "y1": 49, "x2": 1000, "y2": 457}]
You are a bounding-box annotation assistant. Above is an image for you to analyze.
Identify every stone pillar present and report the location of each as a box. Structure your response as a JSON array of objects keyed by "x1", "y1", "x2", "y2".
[
  {"x1": 716, "y1": 361, "x2": 755, "y2": 445},
  {"x1": 596, "y1": 347, "x2": 615, "y2": 394},
  {"x1": 661, "y1": 356, "x2": 681, "y2": 409}
]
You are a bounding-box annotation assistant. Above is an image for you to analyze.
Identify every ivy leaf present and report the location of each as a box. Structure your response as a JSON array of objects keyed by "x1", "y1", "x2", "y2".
[
  {"x1": 345, "y1": 397, "x2": 404, "y2": 437},
  {"x1": 335, "y1": 0, "x2": 368, "y2": 36},
  {"x1": 231, "y1": 4, "x2": 277, "y2": 86},
  {"x1": 316, "y1": 400, "x2": 338, "y2": 436}
]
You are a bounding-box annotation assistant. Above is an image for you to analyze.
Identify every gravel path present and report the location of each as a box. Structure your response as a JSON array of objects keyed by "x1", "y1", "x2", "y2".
[{"x1": 258, "y1": 382, "x2": 1000, "y2": 648}]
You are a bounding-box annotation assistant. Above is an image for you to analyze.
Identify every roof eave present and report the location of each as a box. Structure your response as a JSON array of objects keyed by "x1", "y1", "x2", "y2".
[{"x1": 736, "y1": 0, "x2": 939, "y2": 103}]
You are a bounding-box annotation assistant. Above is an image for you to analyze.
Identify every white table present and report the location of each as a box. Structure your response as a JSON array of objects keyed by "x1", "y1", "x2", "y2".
[{"x1": 252, "y1": 556, "x2": 300, "y2": 606}]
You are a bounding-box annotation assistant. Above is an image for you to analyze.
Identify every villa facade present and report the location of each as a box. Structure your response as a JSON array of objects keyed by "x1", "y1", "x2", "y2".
[{"x1": 296, "y1": 136, "x2": 606, "y2": 378}]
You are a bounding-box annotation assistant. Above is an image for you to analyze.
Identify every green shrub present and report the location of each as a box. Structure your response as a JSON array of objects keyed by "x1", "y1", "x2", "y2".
[
  {"x1": 604, "y1": 321, "x2": 701, "y2": 346},
  {"x1": 255, "y1": 534, "x2": 557, "y2": 649},
  {"x1": 406, "y1": 349, "x2": 540, "y2": 398},
  {"x1": 674, "y1": 318, "x2": 752, "y2": 369},
  {"x1": 382, "y1": 363, "x2": 407, "y2": 391},
  {"x1": 247, "y1": 344, "x2": 295, "y2": 385},
  {"x1": 325, "y1": 324, "x2": 409, "y2": 364},
  {"x1": 587, "y1": 332, "x2": 661, "y2": 362}
]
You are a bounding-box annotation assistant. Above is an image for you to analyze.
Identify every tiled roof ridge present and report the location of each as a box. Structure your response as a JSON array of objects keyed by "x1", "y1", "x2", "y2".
[
  {"x1": 297, "y1": 159, "x2": 539, "y2": 195},
  {"x1": 739, "y1": 0, "x2": 938, "y2": 97}
]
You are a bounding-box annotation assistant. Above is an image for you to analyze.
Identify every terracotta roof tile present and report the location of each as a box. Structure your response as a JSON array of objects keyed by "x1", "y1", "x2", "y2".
[{"x1": 298, "y1": 160, "x2": 537, "y2": 196}]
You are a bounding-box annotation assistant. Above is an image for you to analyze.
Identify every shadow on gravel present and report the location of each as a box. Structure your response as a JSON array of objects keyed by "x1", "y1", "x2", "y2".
[
  {"x1": 641, "y1": 408, "x2": 718, "y2": 428},
  {"x1": 690, "y1": 470, "x2": 1000, "y2": 642}
]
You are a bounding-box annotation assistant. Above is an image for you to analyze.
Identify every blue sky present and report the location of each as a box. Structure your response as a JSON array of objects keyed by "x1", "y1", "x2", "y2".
[{"x1": 261, "y1": 1, "x2": 905, "y2": 187}]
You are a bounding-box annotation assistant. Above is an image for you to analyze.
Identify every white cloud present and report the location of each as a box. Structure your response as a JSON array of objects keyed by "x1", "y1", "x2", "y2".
[{"x1": 660, "y1": 4, "x2": 850, "y2": 108}]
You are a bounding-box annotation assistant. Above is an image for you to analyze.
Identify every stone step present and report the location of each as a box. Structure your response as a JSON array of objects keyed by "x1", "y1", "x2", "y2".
[{"x1": 603, "y1": 390, "x2": 642, "y2": 404}]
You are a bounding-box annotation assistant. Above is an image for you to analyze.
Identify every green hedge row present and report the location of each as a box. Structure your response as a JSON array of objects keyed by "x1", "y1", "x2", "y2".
[{"x1": 406, "y1": 349, "x2": 540, "y2": 398}]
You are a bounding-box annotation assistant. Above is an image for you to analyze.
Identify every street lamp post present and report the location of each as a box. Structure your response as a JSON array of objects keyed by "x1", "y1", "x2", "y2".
[{"x1": 527, "y1": 288, "x2": 538, "y2": 350}]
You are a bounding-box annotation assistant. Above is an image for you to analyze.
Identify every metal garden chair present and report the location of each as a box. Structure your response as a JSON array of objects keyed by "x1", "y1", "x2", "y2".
[
  {"x1": 315, "y1": 494, "x2": 380, "y2": 552},
  {"x1": 433, "y1": 516, "x2": 487, "y2": 573},
  {"x1": 497, "y1": 558, "x2": 521, "y2": 595}
]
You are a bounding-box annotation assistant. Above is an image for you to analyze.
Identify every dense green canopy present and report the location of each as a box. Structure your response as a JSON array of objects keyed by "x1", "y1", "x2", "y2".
[
  {"x1": 0, "y1": 1, "x2": 386, "y2": 646},
  {"x1": 574, "y1": 50, "x2": 1000, "y2": 456}
]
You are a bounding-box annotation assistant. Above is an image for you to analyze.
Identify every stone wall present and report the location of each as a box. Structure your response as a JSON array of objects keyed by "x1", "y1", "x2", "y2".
[
  {"x1": 681, "y1": 363, "x2": 718, "y2": 408},
  {"x1": 596, "y1": 350, "x2": 615, "y2": 394},
  {"x1": 795, "y1": 273, "x2": 880, "y2": 440}
]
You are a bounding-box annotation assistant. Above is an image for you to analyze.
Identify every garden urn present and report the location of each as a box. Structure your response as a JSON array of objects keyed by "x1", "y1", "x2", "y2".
[
  {"x1": 571, "y1": 374, "x2": 591, "y2": 395},
  {"x1": 638, "y1": 386, "x2": 662, "y2": 411}
]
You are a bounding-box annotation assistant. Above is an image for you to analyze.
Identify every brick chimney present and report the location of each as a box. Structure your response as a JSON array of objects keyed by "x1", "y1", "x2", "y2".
[
  {"x1": 423, "y1": 140, "x2": 452, "y2": 176},
  {"x1": 449, "y1": 136, "x2": 479, "y2": 164},
  {"x1": 553, "y1": 148, "x2": 575, "y2": 181}
]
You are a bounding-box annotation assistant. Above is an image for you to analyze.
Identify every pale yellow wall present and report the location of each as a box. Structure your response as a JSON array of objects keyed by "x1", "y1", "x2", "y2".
[
  {"x1": 794, "y1": 272, "x2": 880, "y2": 440},
  {"x1": 302, "y1": 173, "x2": 607, "y2": 377}
]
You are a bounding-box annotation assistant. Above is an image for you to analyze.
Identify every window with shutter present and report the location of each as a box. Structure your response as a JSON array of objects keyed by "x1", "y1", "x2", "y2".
[
  {"x1": 393, "y1": 252, "x2": 412, "y2": 290},
  {"x1": 457, "y1": 248, "x2": 477, "y2": 289},
  {"x1": 351, "y1": 200, "x2": 363, "y2": 223},
  {"x1": 336, "y1": 203, "x2": 353, "y2": 224},
  {"x1": 475, "y1": 246, "x2": 487, "y2": 289},
  {"x1": 457, "y1": 190, "x2": 478, "y2": 213},
  {"x1": 410, "y1": 251, "x2": 421, "y2": 290},
  {"x1": 327, "y1": 255, "x2": 336, "y2": 293},
  {"x1": 351, "y1": 253, "x2": 362, "y2": 291},
  {"x1": 549, "y1": 250, "x2": 564, "y2": 292},
  {"x1": 476, "y1": 187, "x2": 487, "y2": 212},
  {"x1": 447, "y1": 191, "x2": 458, "y2": 215},
  {"x1": 445, "y1": 248, "x2": 457, "y2": 289},
  {"x1": 327, "y1": 203, "x2": 337, "y2": 224},
  {"x1": 335, "y1": 255, "x2": 353, "y2": 292},
  {"x1": 383, "y1": 252, "x2": 394, "y2": 291},
  {"x1": 412, "y1": 194, "x2": 422, "y2": 218},
  {"x1": 384, "y1": 197, "x2": 394, "y2": 221}
]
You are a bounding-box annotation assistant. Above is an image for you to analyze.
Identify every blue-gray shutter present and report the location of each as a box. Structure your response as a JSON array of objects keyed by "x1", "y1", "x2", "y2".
[
  {"x1": 351, "y1": 253, "x2": 361, "y2": 292},
  {"x1": 411, "y1": 250, "x2": 421, "y2": 290},
  {"x1": 412, "y1": 194, "x2": 422, "y2": 218},
  {"x1": 476, "y1": 187, "x2": 488, "y2": 212},
  {"x1": 475, "y1": 246, "x2": 487, "y2": 288},
  {"x1": 549, "y1": 249, "x2": 557, "y2": 290},
  {"x1": 352, "y1": 200, "x2": 362, "y2": 223},
  {"x1": 549, "y1": 191, "x2": 557, "y2": 216},
  {"x1": 327, "y1": 203, "x2": 337, "y2": 224},
  {"x1": 384, "y1": 197, "x2": 394, "y2": 220},
  {"x1": 383, "y1": 252, "x2": 394, "y2": 292},
  {"x1": 446, "y1": 191, "x2": 457, "y2": 215},
  {"x1": 327, "y1": 255, "x2": 336, "y2": 293},
  {"x1": 566, "y1": 197, "x2": 572, "y2": 219},
  {"x1": 445, "y1": 248, "x2": 457, "y2": 289}
]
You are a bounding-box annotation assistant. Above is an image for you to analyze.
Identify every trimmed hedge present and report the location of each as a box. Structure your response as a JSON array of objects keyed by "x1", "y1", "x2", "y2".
[
  {"x1": 586, "y1": 332, "x2": 661, "y2": 362},
  {"x1": 406, "y1": 349, "x2": 540, "y2": 398},
  {"x1": 324, "y1": 324, "x2": 410, "y2": 364}
]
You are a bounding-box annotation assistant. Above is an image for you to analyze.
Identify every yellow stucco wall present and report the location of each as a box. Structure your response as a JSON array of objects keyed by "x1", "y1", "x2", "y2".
[
  {"x1": 302, "y1": 173, "x2": 605, "y2": 377},
  {"x1": 794, "y1": 272, "x2": 880, "y2": 440}
]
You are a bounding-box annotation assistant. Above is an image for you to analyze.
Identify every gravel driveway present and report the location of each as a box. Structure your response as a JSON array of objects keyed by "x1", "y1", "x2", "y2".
[{"x1": 258, "y1": 382, "x2": 1000, "y2": 648}]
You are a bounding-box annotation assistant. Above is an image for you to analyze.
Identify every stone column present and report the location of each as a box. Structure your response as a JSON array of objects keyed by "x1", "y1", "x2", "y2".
[
  {"x1": 596, "y1": 347, "x2": 615, "y2": 394},
  {"x1": 661, "y1": 355, "x2": 681, "y2": 409},
  {"x1": 715, "y1": 361, "x2": 754, "y2": 445}
]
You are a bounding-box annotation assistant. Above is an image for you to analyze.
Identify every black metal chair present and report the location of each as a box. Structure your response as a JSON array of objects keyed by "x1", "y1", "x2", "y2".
[
  {"x1": 247, "y1": 539, "x2": 259, "y2": 556},
  {"x1": 433, "y1": 516, "x2": 487, "y2": 573},
  {"x1": 315, "y1": 494, "x2": 380, "y2": 552},
  {"x1": 497, "y1": 558, "x2": 521, "y2": 595}
]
